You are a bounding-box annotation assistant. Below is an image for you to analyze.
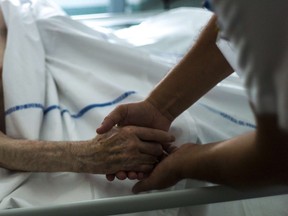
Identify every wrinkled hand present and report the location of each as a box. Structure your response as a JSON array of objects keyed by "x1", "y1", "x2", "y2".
[
  {"x1": 96, "y1": 100, "x2": 174, "y2": 180},
  {"x1": 105, "y1": 143, "x2": 177, "y2": 182},
  {"x1": 96, "y1": 100, "x2": 172, "y2": 134},
  {"x1": 73, "y1": 126, "x2": 174, "y2": 174}
]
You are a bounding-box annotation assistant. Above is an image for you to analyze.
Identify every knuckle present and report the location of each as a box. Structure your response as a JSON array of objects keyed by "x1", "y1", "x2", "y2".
[
  {"x1": 104, "y1": 115, "x2": 116, "y2": 125},
  {"x1": 123, "y1": 126, "x2": 135, "y2": 134}
]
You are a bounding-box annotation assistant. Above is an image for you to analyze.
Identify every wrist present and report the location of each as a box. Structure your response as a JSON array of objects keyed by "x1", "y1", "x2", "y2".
[
  {"x1": 177, "y1": 143, "x2": 219, "y2": 181},
  {"x1": 65, "y1": 140, "x2": 92, "y2": 173},
  {"x1": 170, "y1": 144, "x2": 202, "y2": 180},
  {"x1": 145, "y1": 95, "x2": 176, "y2": 122},
  {"x1": 67, "y1": 139, "x2": 105, "y2": 174},
  {"x1": 22, "y1": 140, "x2": 74, "y2": 172}
]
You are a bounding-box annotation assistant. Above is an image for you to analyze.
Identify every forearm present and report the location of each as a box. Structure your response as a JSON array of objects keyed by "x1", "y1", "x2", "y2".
[
  {"x1": 0, "y1": 126, "x2": 170, "y2": 174},
  {"x1": 147, "y1": 15, "x2": 233, "y2": 121},
  {"x1": 181, "y1": 130, "x2": 288, "y2": 187},
  {"x1": 185, "y1": 133, "x2": 263, "y2": 186},
  {"x1": 0, "y1": 10, "x2": 75, "y2": 173},
  {"x1": 0, "y1": 132, "x2": 86, "y2": 172}
]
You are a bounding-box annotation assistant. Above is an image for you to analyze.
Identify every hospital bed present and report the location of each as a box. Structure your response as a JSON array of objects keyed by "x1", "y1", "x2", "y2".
[
  {"x1": 2, "y1": 186, "x2": 288, "y2": 215},
  {"x1": 0, "y1": 1, "x2": 288, "y2": 216}
]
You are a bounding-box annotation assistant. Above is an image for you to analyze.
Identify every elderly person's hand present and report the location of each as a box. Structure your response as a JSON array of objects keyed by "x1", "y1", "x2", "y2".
[
  {"x1": 71, "y1": 126, "x2": 175, "y2": 174},
  {"x1": 96, "y1": 100, "x2": 174, "y2": 180},
  {"x1": 0, "y1": 127, "x2": 173, "y2": 174}
]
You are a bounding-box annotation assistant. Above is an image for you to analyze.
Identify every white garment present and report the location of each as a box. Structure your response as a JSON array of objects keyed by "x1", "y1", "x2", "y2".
[{"x1": 212, "y1": 0, "x2": 288, "y2": 131}]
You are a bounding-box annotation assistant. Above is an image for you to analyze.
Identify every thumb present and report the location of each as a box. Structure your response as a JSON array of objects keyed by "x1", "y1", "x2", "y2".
[
  {"x1": 132, "y1": 177, "x2": 158, "y2": 194},
  {"x1": 132, "y1": 158, "x2": 181, "y2": 194},
  {"x1": 96, "y1": 106, "x2": 127, "y2": 134},
  {"x1": 132, "y1": 167, "x2": 168, "y2": 194},
  {"x1": 96, "y1": 116, "x2": 117, "y2": 134},
  {"x1": 133, "y1": 173, "x2": 180, "y2": 194}
]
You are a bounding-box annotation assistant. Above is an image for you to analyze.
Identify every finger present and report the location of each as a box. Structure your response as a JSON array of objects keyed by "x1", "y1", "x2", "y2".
[
  {"x1": 139, "y1": 142, "x2": 178, "y2": 157},
  {"x1": 132, "y1": 157, "x2": 178, "y2": 193},
  {"x1": 124, "y1": 154, "x2": 158, "y2": 168},
  {"x1": 127, "y1": 171, "x2": 138, "y2": 180},
  {"x1": 124, "y1": 162, "x2": 155, "y2": 173},
  {"x1": 96, "y1": 106, "x2": 127, "y2": 134},
  {"x1": 129, "y1": 172, "x2": 147, "y2": 180},
  {"x1": 116, "y1": 171, "x2": 128, "y2": 180},
  {"x1": 132, "y1": 127, "x2": 175, "y2": 143},
  {"x1": 139, "y1": 142, "x2": 163, "y2": 157},
  {"x1": 96, "y1": 116, "x2": 118, "y2": 134},
  {"x1": 132, "y1": 167, "x2": 176, "y2": 193},
  {"x1": 132, "y1": 176, "x2": 161, "y2": 194},
  {"x1": 161, "y1": 143, "x2": 178, "y2": 154},
  {"x1": 106, "y1": 174, "x2": 116, "y2": 181},
  {"x1": 137, "y1": 172, "x2": 148, "y2": 180},
  {"x1": 136, "y1": 172, "x2": 144, "y2": 180}
]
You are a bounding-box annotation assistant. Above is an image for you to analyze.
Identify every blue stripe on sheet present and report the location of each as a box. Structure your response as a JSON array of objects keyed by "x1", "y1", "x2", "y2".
[
  {"x1": 5, "y1": 91, "x2": 136, "y2": 118},
  {"x1": 199, "y1": 103, "x2": 256, "y2": 129}
]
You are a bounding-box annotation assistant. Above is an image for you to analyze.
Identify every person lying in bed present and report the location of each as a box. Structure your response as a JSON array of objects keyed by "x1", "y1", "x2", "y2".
[{"x1": 0, "y1": 9, "x2": 174, "y2": 177}]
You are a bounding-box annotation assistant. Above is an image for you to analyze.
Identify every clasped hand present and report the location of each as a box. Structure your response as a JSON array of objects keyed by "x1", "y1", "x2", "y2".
[{"x1": 73, "y1": 126, "x2": 174, "y2": 175}]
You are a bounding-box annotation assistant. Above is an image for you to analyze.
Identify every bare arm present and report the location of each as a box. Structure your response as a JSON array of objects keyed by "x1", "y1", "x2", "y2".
[
  {"x1": 133, "y1": 115, "x2": 288, "y2": 193},
  {"x1": 147, "y1": 15, "x2": 233, "y2": 121},
  {"x1": 0, "y1": 126, "x2": 174, "y2": 174},
  {"x1": 0, "y1": 131, "x2": 80, "y2": 172},
  {"x1": 97, "y1": 15, "x2": 233, "y2": 134},
  {"x1": 181, "y1": 116, "x2": 288, "y2": 187}
]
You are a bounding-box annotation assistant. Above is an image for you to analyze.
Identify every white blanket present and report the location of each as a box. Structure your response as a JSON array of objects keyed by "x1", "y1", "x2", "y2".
[{"x1": 1, "y1": 1, "x2": 286, "y2": 215}]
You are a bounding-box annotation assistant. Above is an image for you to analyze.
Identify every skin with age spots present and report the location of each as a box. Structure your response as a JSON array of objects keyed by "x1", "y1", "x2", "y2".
[
  {"x1": 0, "y1": 125, "x2": 174, "y2": 175},
  {"x1": 71, "y1": 126, "x2": 170, "y2": 174}
]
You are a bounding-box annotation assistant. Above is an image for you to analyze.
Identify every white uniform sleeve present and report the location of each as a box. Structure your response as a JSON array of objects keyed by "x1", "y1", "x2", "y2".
[
  {"x1": 216, "y1": 38, "x2": 241, "y2": 77},
  {"x1": 212, "y1": 0, "x2": 288, "y2": 131}
]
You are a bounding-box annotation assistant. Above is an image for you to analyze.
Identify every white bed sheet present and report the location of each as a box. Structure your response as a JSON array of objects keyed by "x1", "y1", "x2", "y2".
[{"x1": 0, "y1": 0, "x2": 287, "y2": 216}]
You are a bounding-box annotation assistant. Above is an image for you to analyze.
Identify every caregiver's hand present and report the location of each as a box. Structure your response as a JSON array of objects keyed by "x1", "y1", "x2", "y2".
[
  {"x1": 105, "y1": 141, "x2": 177, "y2": 182},
  {"x1": 132, "y1": 144, "x2": 196, "y2": 194},
  {"x1": 73, "y1": 126, "x2": 175, "y2": 174},
  {"x1": 96, "y1": 100, "x2": 172, "y2": 134}
]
